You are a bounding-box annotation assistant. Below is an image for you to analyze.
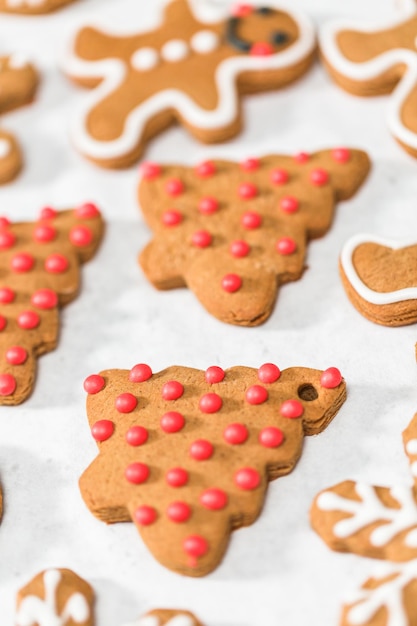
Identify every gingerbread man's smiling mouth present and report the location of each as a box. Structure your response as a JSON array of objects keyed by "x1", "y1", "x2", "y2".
[{"x1": 226, "y1": 5, "x2": 290, "y2": 55}]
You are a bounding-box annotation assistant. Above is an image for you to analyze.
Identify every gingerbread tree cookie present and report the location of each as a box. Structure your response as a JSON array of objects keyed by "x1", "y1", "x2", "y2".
[
  {"x1": 311, "y1": 413, "x2": 417, "y2": 626},
  {"x1": 80, "y1": 362, "x2": 346, "y2": 577},
  {"x1": 0, "y1": 0, "x2": 77, "y2": 14},
  {"x1": 64, "y1": 0, "x2": 316, "y2": 168},
  {"x1": 124, "y1": 610, "x2": 204, "y2": 626},
  {"x1": 0, "y1": 204, "x2": 104, "y2": 405},
  {"x1": 138, "y1": 148, "x2": 370, "y2": 326}
]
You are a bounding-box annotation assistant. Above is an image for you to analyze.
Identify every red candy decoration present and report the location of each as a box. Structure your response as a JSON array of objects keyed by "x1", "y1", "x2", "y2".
[
  {"x1": 161, "y1": 411, "x2": 185, "y2": 433},
  {"x1": 294, "y1": 152, "x2": 309, "y2": 164},
  {"x1": 162, "y1": 209, "x2": 182, "y2": 227},
  {"x1": 241, "y1": 211, "x2": 261, "y2": 229},
  {"x1": 238, "y1": 182, "x2": 258, "y2": 199},
  {"x1": 241, "y1": 157, "x2": 259, "y2": 171},
  {"x1": 166, "y1": 467, "x2": 188, "y2": 487},
  {"x1": 125, "y1": 462, "x2": 149, "y2": 484},
  {"x1": 232, "y1": 3, "x2": 253, "y2": 17},
  {"x1": 134, "y1": 505, "x2": 157, "y2": 526},
  {"x1": 17, "y1": 311, "x2": 40, "y2": 330},
  {"x1": 259, "y1": 426, "x2": 284, "y2": 448},
  {"x1": 91, "y1": 420, "x2": 114, "y2": 442},
  {"x1": 198, "y1": 197, "x2": 219, "y2": 215},
  {"x1": 126, "y1": 426, "x2": 148, "y2": 446},
  {"x1": 84, "y1": 374, "x2": 105, "y2": 394},
  {"x1": 162, "y1": 380, "x2": 184, "y2": 401},
  {"x1": 0, "y1": 217, "x2": 10, "y2": 228},
  {"x1": 39, "y1": 207, "x2": 57, "y2": 220},
  {"x1": 235, "y1": 467, "x2": 261, "y2": 490},
  {"x1": 165, "y1": 178, "x2": 184, "y2": 196},
  {"x1": 0, "y1": 373, "x2": 16, "y2": 396},
  {"x1": 270, "y1": 168, "x2": 289, "y2": 185},
  {"x1": 0, "y1": 315, "x2": 6, "y2": 331},
  {"x1": 251, "y1": 42, "x2": 274, "y2": 56},
  {"x1": 276, "y1": 237, "x2": 297, "y2": 255},
  {"x1": 6, "y1": 346, "x2": 27, "y2": 365},
  {"x1": 310, "y1": 168, "x2": 329, "y2": 186},
  {"x1": 141, "y1": 162, "x2": 161, "y2": 180},
  {"x1": 167, "y1": 501, "x2": 191, "y2": 523},
  {"x1": 205, "y1": 366, "x2": 225, "y2": 384},
  {"x1": 190, "y1": 439, "x2": 213, "y2": 461},
  {"x1": 0, "y1": 287, "x2": 15, "y2": 303},
  {"x1": 199, "y1": 393, "x2": 222, "y2": 414},
  {"x1": 258, "y1": 363, "x2": 281, "y2": 383},
  {"x1": 195, "y1": 161, "x2": 216, "y2": 178},
  {"x1": 45, "y1": 254, "x2": 69, "y2": 273},
  {"x1": 320, "y1": 367, "x2": 342, "y2": 389},
  {"x1": 70, "y1": 225, "x2": 93, "y2": 247},
  {"x1": 33, "y1": 224, "x2": 56, "y2": 243},
  {"x1": 280, "y1": 399, "x2": 304, "y2": 419},
  {"x1": 245, "y1": 385, "x2": 268, "y2": 405},
  {"x1": 230, "y1": 240, "x2": 250, "y2": 258},
  {"x1": 115, "y1": 393, "x2": 138, "y2": 413},
  {"x1": 11, "y1": 253, "x2": 34, "y2": 273},
  {"x1": 129, "y1": 363, "x2": 152, "y2": 382},
  {"x1": 31, "y1": 289, "x2": 58, "y2": 310},
  {"x1": 221, "y1": 273, "x2": 242, "y2": 293},
  {"x1": 200, "y1": 488, "x2": 228, "y2": 510},
  {"x1": 191, "y1": 230, "x2": 212, "y2": 248},
  {"x1": 223, "y1": 423, "x2": 248, "y2": 445},
  {"x1": 332, "y1": 148, "x2": 350, "y2": 163},
  {"x1": 280, "y1": 196, "x2": 299, "y2": 214},
  {"x1": 0, "y1": 230, "x2": 15, "y2": 249},
  {"x1": 75, "y1": 202, "x2": 100, "y2": 219},
  {"x1": 183, "y1": 535, "x2": 208, "y2": 561}
]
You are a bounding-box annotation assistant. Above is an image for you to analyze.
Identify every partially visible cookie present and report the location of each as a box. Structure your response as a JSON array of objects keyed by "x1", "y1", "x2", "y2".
[
  {"x1": 124, "y1": 610, "x2": 204, "y2": 626},
  {"x1": 340, "y1": 233, "x2": 417, "y2": 326},
  {"x1": 0, "y1": 0, "x2": 76, "y2": 14},
  {"x1": 0, "y1": 129, "x2": 22, "y2": 184}
]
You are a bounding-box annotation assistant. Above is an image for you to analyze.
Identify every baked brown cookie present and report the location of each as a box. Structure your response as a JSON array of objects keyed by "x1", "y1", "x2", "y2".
[
  {"x1": 64, "y1": 0, "x2": 316, "y2": 168},
  {"x1": 16, "y1": 568, "x2": 94, "y2": 626},
  {"x1": 138, "y1": 148, "x2": 370, "y2": 326},
  {"x1": 125, "y1": 610, "x2": 204, "y2": 626},
  {"x1": 340, "y1": 234, "x2": 417, "y2": 326},
  {"x1": 81, "y1": 362, "x2": 346, "y2": 576},
  {"x1": 0, "y1": 0, "x2": 76, "y2": 14},
  {"x1": 0, "y1": 204, "x2": 104, "y2": 405}
]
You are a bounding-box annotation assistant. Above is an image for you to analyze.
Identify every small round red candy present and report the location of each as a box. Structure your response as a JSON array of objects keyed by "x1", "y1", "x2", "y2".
[
  {"x1": 270, "y1": 168, "x2": 289, "y2": 185},
  {"x1": 17, "y1": 311, "x2": 40, "y2": 330},
  {"x1": 31, "y1": 289, "x2": 58, "y2": 310},
  {"x1": 241, "y1": 211, "x2": 261, "y2": 229},
  {"x1": 205, "y1": 366, "x2": 225, "y2": 384},
  {"x1": 0, "y1": 316, "x2": 7, "y2": 331},
  {"x1": 0, "y1": 287, "x2": 15, "y2": 304},
  {"x1": 190, "y1": 439, "x2": 213, "y2": 461},
  {"x1": 332, "y1": 148, "x2": 350, "y2": 163},
  {"x1": 69, "y1": 225, "x2": 93, "y2": 247},
  {"x1": 115, "y1": 393, "x2": 138, "y2": 413},
  {"x1": 238, "y1": 182, "x2": 258, "y2": 200},
  {"x1": 11, "y1": 253, "x2": 34, "y2": 273},
  {"x1": 6, "y1": 346, "x2": 27, "y2": 365},
  {"x1": 294, "y1": 152, "x2": 309, "y2": 164},
  {"x1": 162, "y1": 209, "x2": 182, "y2": 227},
  {"x1": 183, "y1": 535, "x2": 208, "y2": 558},
  {"x1": 161, "y1": 411, "x2": 185, "y2": 433},
  {"x1": 199, "y1": 392, "x2": 222, "y2": 413},
  {"x1": 165, "y1": 178, "x2": 184, "y2": 196},
  {"x1": 235, "y1": 467, "x2": 261, "y2": 490},
  {"x1": 258, "y1": 363, "x2": 281, "y2": 383},
  {"x1": 320, "y1": 367, "x2": 342, "y2": 389},
  {"x1": 134, "y1": 505, "x2": 157, "y2": 526},
  {"x1": 129, "y1": 363, "x2": 152, "y2": 383},
  {"x1": 125, "y1": 462, "x2": 149, "y2": 484},
  {"x1": 0, "y1": 230, "x2": 15, "y2": 249},
  {"x1": 276, "y1": 237, "x2": 297, "y2": 255},
  {"x1": 241, "y1": 157, "x2": 259, "y2": 171},
  {"x1": 191, "y1": 230, "x2": 212, "y2": 248},
  {"x1": 280, "y1": 196, "x2": 299, "y2": 213},
  {"x1": 83, "y1": 374, "x2": 105, "y2": 394},
  {"x1": 245, "y1": 385, "x2": 268, "y2": 405},
  {"x1": 310, "y1": 168, "x2": 329, "y2": 186},
  {"x1": 33, "y1": 224, "x2": 56, "y2": 243},
  {"x1": 162, "y1": 380, "x2": 184, "y2": 401},
  {"x1": 39, "y1": 207, "x2": 57, "y2": 220},
  {"x1": 0, "y1": 217, "x2": 10, "y2": 229},
  {"x1": 223, "y1": 423, "x2": 248, "y2": 445},
  {"x1": 198, "y1": 196, "x2": 219, "y2": 215},
  {"x1": 221, "y1": 273, "x2": 242, "y2": 293},
  {"x1": 75, "y1": 202, "x2": 100, "y2": 219},
  {"x1": 195, "y1": 161, "x2": 216, "y2": 178},
  {"x1": 230, "y1": 240, "x2": 250, "y2": 258},
  {"x1": 166, "y1": 467, "x2": 188, "y2": 487},
  {"x1": 126, "y1": 426, "x2": 148, "y2": 446},
  {"x1": 280, "y1": 399, "x2": 304, "y2": 419},
  {"x1": 141, "y1": 162, "x2": 161, "y2": 180},
  {"x1": 251, "y1": 41, "x2": 273, "y2": 56},
  {"x1": 167, "y1": 501, "x2": 191, "y2": 523},
  {"x1": 91, "y1": 419, "x2": 114, "y2": 442},
  {"x1": 200, "y1": 488, "x2": 228, "y2": 510},
  {"x1": 44, "y1": 254, "x2": 69, "y2": 273},
  {"x1": 259, "y1": 426, "x2": 284, "y2": 448},
  {"x1": 0, "y1": 373, "x2": 16, "y2": 396}
]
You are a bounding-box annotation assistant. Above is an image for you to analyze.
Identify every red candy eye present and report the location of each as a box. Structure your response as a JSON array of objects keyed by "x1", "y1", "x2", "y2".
[
  {"x1": 91, "y1": 420, "x2": 114, "y2": 442},
  {"x1": 162, "y1": 380, "x2": 184, "y2": 400},
  {"x1": 84, "y1": 374, "x2": 105, "y2": 394},
  {"x1": 280, "y1": 399, "x2": 304, "y2": 419},
  {"x1": 232, "y1": 4, "x2": 253, "y2": 17},
  {"x1": 320, "y1": 367, "x2": 342, "y2": 389}
]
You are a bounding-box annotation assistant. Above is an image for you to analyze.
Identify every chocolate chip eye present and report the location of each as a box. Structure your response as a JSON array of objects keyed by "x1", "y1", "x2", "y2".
[
  {"x1": 272, "y1": 30, "x2": 289, "y2": 46},
  {"x1": 298, "y1": 384, "x2": 318, "y2": 402},
  {"x1": 257, "y1": 7, "x2": 272, "y2": 15}
]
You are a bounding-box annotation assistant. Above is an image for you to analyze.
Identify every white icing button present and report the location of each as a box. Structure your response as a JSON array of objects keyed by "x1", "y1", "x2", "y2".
[
  {"x1": 0, "y1": 138, "x2": 11, "y2": 159},
  {"x1": 8, "y1": 52, "x2": 29, "y2": 69},
  {"x1": 131, "y1": 47, "x2": 159, "y2": 72},
  {"x1": 407, "y1": 439, "x2": 417, "y2": 455},
  {"x1": 191, "y1": 30, "x2": 219, "y2": 54},
  {"x1": 161, "y1": 39, "x2": 189, "y2": 62}
]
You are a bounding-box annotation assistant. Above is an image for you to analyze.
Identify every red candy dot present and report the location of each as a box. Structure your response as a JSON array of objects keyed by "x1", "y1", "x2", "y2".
[
  {"x1": 33, "y1": 224, "x2": 56, "y2": 243},
  {"x1": 199, "y1": 392, "x2": 222, "y2": 414},
  {"x1": 195, "y1": 161, "x2": 216, "y2": 178},
  {"x1": 134, "y1": 505, "x2": 157, "y2": 526},
  {"x1": 161, "y1": 411, "x2": 185, "y2": 433},
  {"x1": 162, "y1": 380, "x2": 184, "y2": 401},
  {"x1": 75, "y1": 202, "x2": 100, "y2": 219},
  {"x1": 245, "y1": 385, "x2": 268, "y2": 405},
  {"x1": 332, "y1": 148, "x2": 350, "y2": 163},
  {"x1": 223, "y1": 423, "x2": 248, "y2": 445},
  {"x1": 125, "y1": 462, "x2": 149, "y2": 484},
  {"x1": 241, "y1": 211, "x2": 261, "y2": 229},
  {"x1": 241, "y1": 158, "x2": 259, "y2": 171},
  {"x1": 280, "y1": 196, "x2": 299, "y2": 213},
  {"x1": 166, "y1": 467, "x2": 189, "y2": 487},
  {"x1": 129, "y1": 363, "x2": 152, "y2": 382},
  {"x1": 238, "y1": 182, "x2": 258, "y2": 199},
  {"x1": 280, "y1": 399, "x2": 304, "y2": 418},
  {"x1": 205, "y1": 366, "x2": 225, "y2": 384},
  {"x1": 0, "y1": 217, "x2": 10, "y2": 228},
  {"x1": 191, "y1": 230, "x2": 212, "y2": 248},
  {"x1": 200, "y1": 488, "x2": 228, "y2": 510},
  {"x1": 294, "y1": 152, "x2": 309, "y2": 164},
  {"x1": 320, "y1": 367, "x2": 342, "y2": 389},
  {"x1": 232, "y1": 4, "x2": 253, "y2": 17},
  {"x1": 167, "y1": 501, "x2": 191, "y2": 523},
  {"x1": 183, "y1": 535, "x2": 208, "y2": 559},
  {"x1": 39, "y1": 207, "x2": 57, "y2": 220},
  {"x1": 235, "y1": 467, "x2": 261, "y2": 490},
  {"x1": 190, "y1": 439, "x2": 213, "y2": 461},
  {"x1": 91, "y1": 419, "x2": 114, "y2": 442},
  {"x1": 0, "y1": 230, "x2": 15, "y2": 249},
  {"x1": 221, "y1": 273, "x2": 242, "y2": 293},
  {"x1": 259, "y1": 426, "x2": 284, "y2": 448},
  {"x1": 310, "y1": 168, "x2": 329, "y2": 186},
  {"x1": 11, "y1": 253, "x2": 34, "y2": 273},
  {"x1": 70, "y1": 225, "x2": 93, "y2": 247},
  {"x1": 230, "y1": 240, "x2": 250, "y2": 258},
  {"x1": 251, "y1": 41, "x2": 273, "y2": 56},
  {"x1": 0, "y1": 316, "x2": 7, "y2": 331},
  {"x1": 126, "y1": 426, "x2": 148, "y2": 446},
  {"x1": 17, "y1": 311, "x2": 40, "y2": 330},
  {"x1": 115, "y1": 393, "x2": 138, "y2": 413},
  {"x1": 141, "y1": 162, "x2": 161, "y2": 180},
  {"x1": 276, "y1": 237, "x2": 297, "y2": 255},
  {"x1": 0, "y1": 373, "x2": 16, "y2": 396},
  {"x1": 84, "y1": 374, "x2": 105, "y2": 394},
  {"x1": 0, "y1": 287, "x2": 15, "y2": 304},
  {"x1": 258, "y1": 363, "x2": 281, "y2": 383},
  {"x1": 198, "y1": 197, "x2": 219, "y2": 215},
  {"x1": 45, "y1": 254, "x2": 69, "y2": 273},
  {"x1": 271, "y1": 168, "x2": 289, "y2": 185},
  {"x1": 162, "y1": 210, "x2": 182, "y2": 227},
  {"x1": 31, "y1": 289, "x2": 58, "y2": 310},
  {"x1": 165, "y1": 178, "x2": 184, "y2": 196},
  {"x1": 6, "y1": 346, "x2": 27, "y2": 365}
]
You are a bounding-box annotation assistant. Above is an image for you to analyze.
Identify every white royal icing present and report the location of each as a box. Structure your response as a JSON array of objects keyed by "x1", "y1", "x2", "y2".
[
  {"x1": 15, "y1": 569, "x2": 90, "y2": 626},
  {"x1": 65, "y1": 4, "x2": 315, "y2": 160},
  {"x1": 161, "y1": 39, "x2": 189, "y2": 62},
  {"x1": 319, "y1": 12, "x2": 417, "y2": 151},
  {"x1": 340, "y1": 233, "x2": 417, "y2": 306},
  {"x1": 131, "y1": 47, "x2": 159, "y2": 72},
  {"x1": 0, "y1": 138, "x2": 11, "y2": 159},
  {"x1": 8, "y1": 52, "x2": 29, "y2": 69},
  {"x1": 191, "y1": 29, "x2": 219, "y2": 54},
  {"x1": 6, "y1": 0, "x2": 46, "y2": 6},
  {"x1": 406, "y1": 438, "x2": 417, "y2": 456},
  {"x1": 125, "y1": 616, "x2": 196, "y2": 626}
]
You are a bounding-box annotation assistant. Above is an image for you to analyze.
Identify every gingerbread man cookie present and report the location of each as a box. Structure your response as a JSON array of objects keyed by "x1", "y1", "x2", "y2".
[
  {"x1": 311, "y1": 412, "x2": 417, "y2": 626},
  {"x1": 0, "y1": 0, "x2": 77, "y2": 14},
  {"x1": 65, "y1": 0, "x2": 316, "y2": 168},
  {"x1": 340, "y1": 234, "x2": 417, "y2": 327},
  {"x1": 80, "y1": 362, "x2": 346, "y2": 576},
  {"x1": 124, "y1": 610, "x2": 204, "y2": 626},
  {"x1": 138, "y1": 148, "x2": 370, "y2": 326},
  {"x1": 0, "y1": 204, "x2": 104, "y2": 405},
  {"x1": 320, "y1": 7, "x2": 417, "y2": 157},
  {"x1": 16, "y1": 568, "x2": 94, "y2": 626}
]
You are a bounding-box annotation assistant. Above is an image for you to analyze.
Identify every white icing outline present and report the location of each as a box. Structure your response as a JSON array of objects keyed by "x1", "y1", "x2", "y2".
[
  {"x1": 340, "y1": 233, "x2": 417, "y2": 306},
  {"x1": 0, "y1": 137, "x2": 11, "y2": 159},
  {"x1": 64, "y1": 2, "x2": 315, "y2": 160}
]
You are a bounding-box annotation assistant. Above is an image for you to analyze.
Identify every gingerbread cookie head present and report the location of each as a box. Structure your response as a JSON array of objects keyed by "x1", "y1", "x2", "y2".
[
  {"x1": 138, "y1": 148, "x2": 370, "y2": 326},
  {"x1": 80, "y1": 362, "x2": 346, "y2": 576},
  {"x1": 65, "y1": 0, "x2": 316, "y2": 168},
  {"x1": 0, "y1": 0, "x2": 77, "y2": 14}
]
